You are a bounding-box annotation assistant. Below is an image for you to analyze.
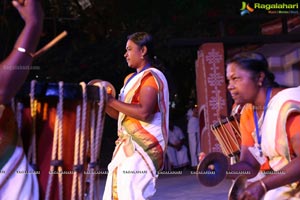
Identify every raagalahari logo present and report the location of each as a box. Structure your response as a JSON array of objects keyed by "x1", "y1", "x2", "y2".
[
  {"x1": 240, "y1": 2, "x2": 254, "y2": 16},
  {"x1": 240, "y1": 1, "x2": 299, "y2": 16}
]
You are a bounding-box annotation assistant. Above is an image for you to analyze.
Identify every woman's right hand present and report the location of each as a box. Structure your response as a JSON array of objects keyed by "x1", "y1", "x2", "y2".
[
  {"x1": 198, "y1": 152, "x2": 215, "y2": 170},
  {"x1": 198, "y1": 152, "x2": 206, "y2": 163},
  {"x1": 12, "y1": 0, "x2": 44, "y2": 26}
]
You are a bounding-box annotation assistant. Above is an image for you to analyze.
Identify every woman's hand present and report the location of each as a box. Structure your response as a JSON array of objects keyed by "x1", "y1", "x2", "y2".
[
  {"x1": 198, "y1": 152, "x2": 206, "y2": 162},
  {"x1": 238, "y1": 180, "x2": 266, "y2": 200},
  {"x1": 198, "y1": 152, "x2": 215, "y2": 170},
  {"x1": 12, "y1": 0, "x2": 44, "y2": 26}
]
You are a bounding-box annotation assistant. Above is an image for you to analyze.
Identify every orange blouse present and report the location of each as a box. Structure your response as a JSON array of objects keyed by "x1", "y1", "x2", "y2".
[
  {"x1": 240, "y1": 104, "x2": 300, "y2": 169},
  {"x1": 124, "y1": 72, "x2": 159, "y2": 111}
]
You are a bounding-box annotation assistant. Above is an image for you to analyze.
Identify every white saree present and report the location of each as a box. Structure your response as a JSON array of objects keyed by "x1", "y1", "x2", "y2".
[
  {"x1": 103, "y1": 68, "x2": 169, "y2": 200},
  {"x1": 0, "y1": 106, "x2": 39, "y2": 200},
  {"x1": 0, "y1": 144, "x2": 39, "y2": 200},
  {"x1": 259, "y1": 86, "x2": 300, "y2": 200}
]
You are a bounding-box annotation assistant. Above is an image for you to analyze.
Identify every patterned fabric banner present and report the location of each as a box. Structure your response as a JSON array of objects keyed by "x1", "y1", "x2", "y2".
[{"x1": 195, "y1": 43, "x2": 228, "y2": 154}]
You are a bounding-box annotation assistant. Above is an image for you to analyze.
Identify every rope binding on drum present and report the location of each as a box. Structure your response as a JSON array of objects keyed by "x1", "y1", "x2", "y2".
[{"x1": 45, "y1": 81, "x2": 64, "y2": 200}]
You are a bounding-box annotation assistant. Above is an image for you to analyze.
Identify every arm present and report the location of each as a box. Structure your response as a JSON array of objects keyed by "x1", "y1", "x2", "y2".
[
  {"x1": 105, "y1": 74, "x2": 131, "y2": 120},
  {"x1": 0, "y1": 0, "x2": 43, "y2": 104},
  {"x1": 239, "y1": 113, "x2": 300, "y2": 200},
  {"x1": 227, "y1": 145, "x2": 260, "y2": 179},
  {"x1": 105, "y1": 104, "x2": 119, "y2": 120},
  {"x1": 227, "y1": 104, "x2": 260, "y2": 179},
  {"x1": 106, "y1": 85, "x2": 158, "y2": 121}
]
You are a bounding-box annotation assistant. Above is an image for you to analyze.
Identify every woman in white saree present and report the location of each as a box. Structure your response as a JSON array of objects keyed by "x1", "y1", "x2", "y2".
[{"x1": 103, "y1": 32, "x2": 169, "y2": 200}]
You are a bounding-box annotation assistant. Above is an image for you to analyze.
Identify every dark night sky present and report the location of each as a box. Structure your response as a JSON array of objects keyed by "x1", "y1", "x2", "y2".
[
  {"x1": 2, "y1": 0, "x2": 293, "y2": 106},
  {"x1": 2, "y1": 0, "x2": 299, "y2": 121}
]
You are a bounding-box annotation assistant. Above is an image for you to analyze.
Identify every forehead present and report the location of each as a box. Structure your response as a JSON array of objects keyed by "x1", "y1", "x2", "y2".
[
  {"x1": 226, "y1": 62, "x2": 249, "y2": 77},
  {"x1": 126, "y1": 40, "x2": 139, "y2": 49}
]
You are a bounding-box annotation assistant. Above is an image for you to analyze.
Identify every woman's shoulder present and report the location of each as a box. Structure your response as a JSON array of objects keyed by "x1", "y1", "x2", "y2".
[
  {"x1": 124, "y1": 72, "x2": 135, "y2": 84},
  {"x1": 271, "y1": 87, "x2": 286, "y2": 97},
  {"x1": 272, "y1": 86, "x2": 300, "y2": 101}
]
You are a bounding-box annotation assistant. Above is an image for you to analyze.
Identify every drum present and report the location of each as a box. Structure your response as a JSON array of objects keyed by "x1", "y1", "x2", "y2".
[
  {"x1": 15, "y1": 80, "x2": 111, "y2": 200},
  {"x1": 210, "y1": 116, "x2": 241, "y2": 157}
]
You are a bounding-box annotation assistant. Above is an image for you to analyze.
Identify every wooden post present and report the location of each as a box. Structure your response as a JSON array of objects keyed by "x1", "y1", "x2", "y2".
[{"x1": 195, "y1": 43, "x2": 228, "y2": 154}]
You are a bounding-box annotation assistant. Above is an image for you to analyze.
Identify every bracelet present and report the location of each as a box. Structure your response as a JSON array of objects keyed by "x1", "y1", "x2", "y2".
[
  {"x1": 15, "y1": 47, "x2": 33, "y2": 58},
  {"x1": 259, "y1": 179, "x2": 268, "y2": 194}
]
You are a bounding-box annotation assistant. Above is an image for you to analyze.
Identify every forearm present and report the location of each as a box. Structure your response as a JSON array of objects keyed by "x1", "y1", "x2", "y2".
[
  {"x1": 2, "y1": 15, "x2": 43, "y2": 67},
  {"x1": 262, "y1": 157, "x2": 300, "y2": 191},
  {"x1": 227, "y1": 161, "x2": 259, "y2": 179},
  {"x1": 0, "y1": 23, "x2": 42, "y2": 104},
  {"x1": 105, "y1": 105, "x2": 119, "y2": 120},
  {"x1": 107, "y1": 98, "x2": 152, "y2": 121}
]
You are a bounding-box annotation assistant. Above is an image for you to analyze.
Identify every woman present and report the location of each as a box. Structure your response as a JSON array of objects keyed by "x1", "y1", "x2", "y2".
[
  {"x1": 0, "y1": 0, "x2": 43, "y2": 199},
  {"x1": 103, "y1": 32, "x2": 169, "y2": 200},
  {"x1": 225, "y1": 52, "x2": 300, "y2": 199}
]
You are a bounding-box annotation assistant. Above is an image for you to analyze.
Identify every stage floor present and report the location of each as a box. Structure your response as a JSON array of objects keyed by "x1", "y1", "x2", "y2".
[{"x1": 99, "y1": 169, "x2": 233, "y2": 199}]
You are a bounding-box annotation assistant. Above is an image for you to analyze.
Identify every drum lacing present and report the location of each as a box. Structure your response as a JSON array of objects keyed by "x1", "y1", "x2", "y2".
[
  {"x1": 28, "y1": 80, "x2": 38, "y2": 171},
  {"x1": 71, "y1": 82, "x2": 88, "y2": 200},
  {"x1": 45, "y1": 81, "x2": 64, "y2": 200},
  {"x1": 86, "y1": 83, "x2": 106, "y2": 200},
  {"x1": 211, "y1": 116, "x2": 241, "y2": 162}
]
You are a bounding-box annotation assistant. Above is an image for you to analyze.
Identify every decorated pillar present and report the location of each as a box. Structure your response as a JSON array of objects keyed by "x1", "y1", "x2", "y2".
[{"x1": 195, "y1": 43, "x2": 228, "y2": 154}]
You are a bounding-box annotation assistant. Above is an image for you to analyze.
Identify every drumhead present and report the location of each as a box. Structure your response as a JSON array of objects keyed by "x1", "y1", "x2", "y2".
[{"x1": 16, "y1": 81, "x2": 103, "y2": 101}]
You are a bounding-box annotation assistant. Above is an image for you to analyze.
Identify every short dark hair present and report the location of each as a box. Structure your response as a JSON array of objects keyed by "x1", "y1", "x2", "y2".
[
  {"x1": 226, "y1": 52, "x2": 277, "y2": 87},
  {"x1": 127, "y1": 32, "x2": 154, "y2": 58}
]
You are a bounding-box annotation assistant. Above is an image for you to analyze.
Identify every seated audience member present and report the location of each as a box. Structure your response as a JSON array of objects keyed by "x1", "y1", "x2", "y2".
[{"x1": 167, "y1": 120, "x2": 189, "y2": 170}]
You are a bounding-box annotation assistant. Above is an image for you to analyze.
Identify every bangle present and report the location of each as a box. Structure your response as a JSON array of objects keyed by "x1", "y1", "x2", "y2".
[
  {"x1": 259, "y1": 179, "x2": 268, "y2": 194},
  {"x1": 15, "y1": 47, "x2": 33, "y2": 58}
]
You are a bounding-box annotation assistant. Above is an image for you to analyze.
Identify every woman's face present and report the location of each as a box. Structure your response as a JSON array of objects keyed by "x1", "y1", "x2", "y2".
[
  {"x1": 226, "y1": 62, "x2": 259, "y2": 105},
  {"x1": 124, "y1": 40, "x2": 143, "y2": 68}
]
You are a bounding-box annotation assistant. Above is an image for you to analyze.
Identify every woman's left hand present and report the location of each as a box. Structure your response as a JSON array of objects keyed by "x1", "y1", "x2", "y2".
[{"x1": 238, "y1": 181, "x2": 265, "y2": 200}]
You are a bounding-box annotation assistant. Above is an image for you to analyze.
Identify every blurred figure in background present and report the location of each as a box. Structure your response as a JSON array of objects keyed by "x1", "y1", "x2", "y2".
[
  {"x1": 186, "y1": 101, "x2": 200, "y2": 169},
  {"x1": 167, "y1": 119, "x2": 189, "y2": 170}
]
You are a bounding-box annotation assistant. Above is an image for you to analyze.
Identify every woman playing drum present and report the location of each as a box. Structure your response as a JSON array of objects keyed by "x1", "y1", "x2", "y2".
[
  {"x1": 103, "y1": 32, "x2": 169, "y2": 200},
  {"x1": 0, "y1": 0, "x2": 43, "y2": 199}
]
